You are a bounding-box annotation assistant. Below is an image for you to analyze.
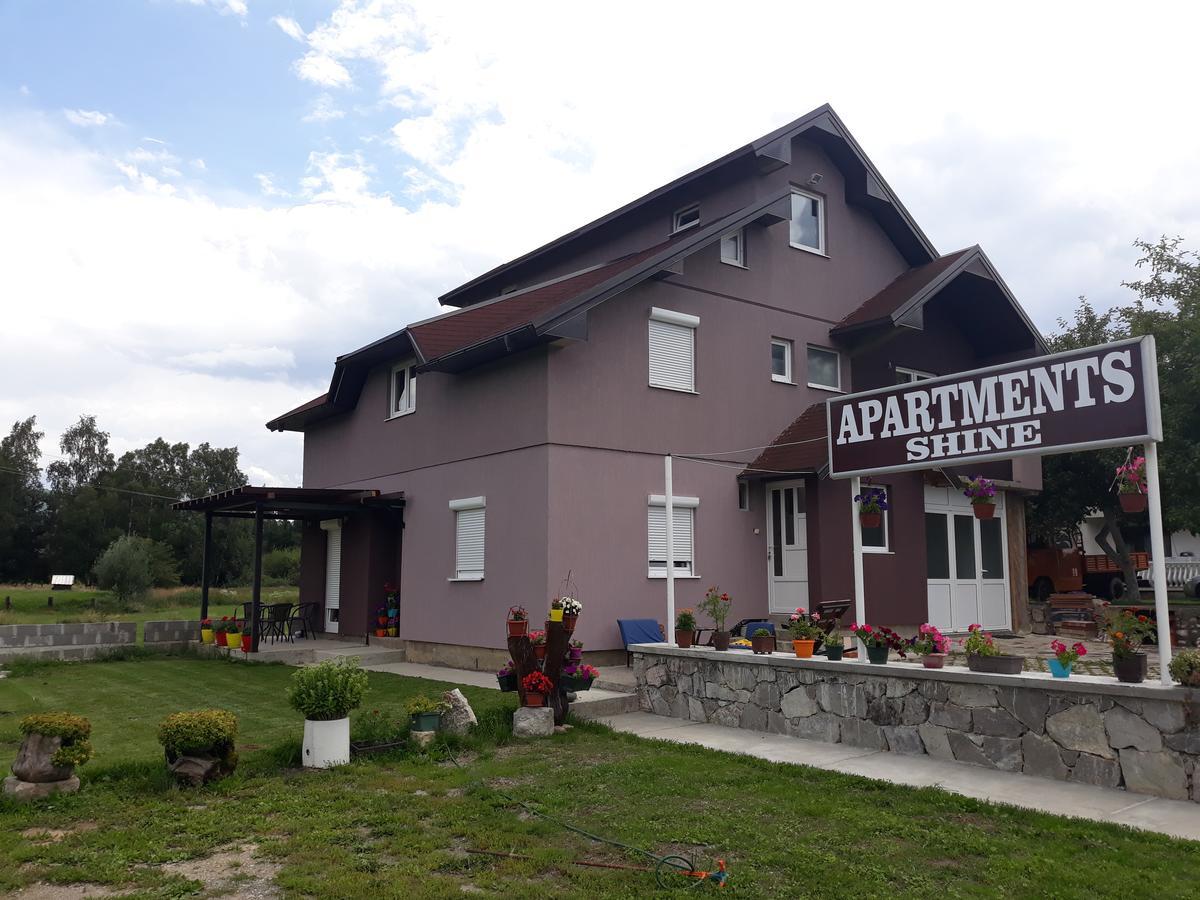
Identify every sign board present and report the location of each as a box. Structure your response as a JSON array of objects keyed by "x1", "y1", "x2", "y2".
[{"x1": 826, "y1": 336, "x2": 1162, "y2": 479}]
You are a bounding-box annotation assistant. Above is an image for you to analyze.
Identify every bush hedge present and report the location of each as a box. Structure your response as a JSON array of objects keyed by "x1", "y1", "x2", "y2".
[
  {"x1": 19, "y1": 712, "x2": 94, "y2": 768},
  {"x1": 1169, "y1": 648, "x2": 1200, "y2": 686},
  {"x1": 287, "y1": 658, "x2": 369, "y2": 721},
  {"x1": 157, "y1": 708, "x2": 238, "y2": 761}
]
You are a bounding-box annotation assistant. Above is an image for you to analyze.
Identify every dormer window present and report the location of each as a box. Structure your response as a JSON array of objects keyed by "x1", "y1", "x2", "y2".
[
  {"x1": 389, "y1": 361, "x2": 417, "y2": 418},
  {"x1": 672, "y1": 204, "x2": 700, "y2": 234}
]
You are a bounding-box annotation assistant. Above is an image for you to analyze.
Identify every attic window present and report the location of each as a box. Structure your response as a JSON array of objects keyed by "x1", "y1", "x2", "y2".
[
  {"x1": 389, "y1": 361, "x2": 417, "y2": 418},
  {"x1": 790, "y1": 189, "x2": 825, "y2": 254},
  {"x1": 672, "y1": 204, "x2": 700, "y2": 234}
]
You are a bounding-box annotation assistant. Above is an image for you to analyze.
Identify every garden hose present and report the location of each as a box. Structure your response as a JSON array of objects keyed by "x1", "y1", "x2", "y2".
[{"x1": 440, "y1": 742, "x2": 728, "y2": 890}]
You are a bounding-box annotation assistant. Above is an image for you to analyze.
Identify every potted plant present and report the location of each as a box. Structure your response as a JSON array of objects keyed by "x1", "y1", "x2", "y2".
[
  {"x1": 1115, "y1": 456, "x2": 1147, "y2": 513},
  {"x1": 963, "y1": 476, "x2": 997, "y2": 519},
  {"x1": 214, "y1": 617, "x2": 229, "y2": 647},
  {"x1": 850, "y1": 623, "x2": 907, "y2": 665},
  {"x1": 1168, "y1": 648, "x2": 1200, "y2": 687},
  {"x1": 561, "y1": 663, "x2": 598, "y2": 692},
  {"x1": 910, "y1": 623, "x2": 949, "y2": 669},
  {"x1": 568, "y1": 638, "x2": 584, "y2": 661},
  {"x1": 699, "y1": 586, "x2": 733, "y2": 651},
  {"x1": 497, "y1": 661, "x2": 518, "y2": 691},
  {"x1": 384, "y1": 582, "x2": 399, "y2": 618},
  {"x1": 11, "y1": 713, "x2": 93, "y2": 791},
  {"x1": 200, "y1": 618, "x2": 214, "y2": 644},
  {"x1": 1104, "y1": 605, "x2": 1154, "y2": 683},
  {"x1": 530, "y1": 630, "x2": 547, "y2": 660},
  {"x1": 157, "y1": 709, "x2": 237, "y2": 785},
  {"x1": 376, "y1": 606, "x2": 389, "y2": 628},
  {"x1": 522, "y1": 670, "x2": 554, "y2": 707},
  {"x1": 405, "y1": 695, "x2": 446, "y2": 733},
  {"x1": 376, "y1": 626, "x2": 387, "y2": 638},
  {"x1": 507, "y1": 605, "x2": 529, "y2": 637},
  {"x1": 675, "y1": 608, "x2": 697, "y2": 647},
  {"x1": 241, "y1": 630, "x2": 253, "y2": 653},
  {"x1": 287, "y1": 658, "x2": 369, "y2": 768},
  {"x1": 548, "y1": 597, "x2": 564, "y2": 622},
  {"x1": 854, "y1": 484, "x2": 888, "y2": 530},
  {"x1": 784, "y1": 607, "x2": 822, "y2": 658},
  {"x1": 1049, "y1": 639, "x2": 1087, "y2": 678},
  {"x1": 824, "y1": 629, "x2": 844, "y2": 660},
  {"x1": 387, "y1": 617, "x2": 398, "y2": 638},
  {"x1": 962, "y1": 624, "x2": 1023, "y2": 674},
  {"x1": 225, "y1": 622, "x2": 241, "y2": 650},
  {"x1": 750, "y1": 627, "x2": 774, "y2": 655},
  {"x1": 561, "y1": 596, "x2": 582, "y2": 630}
]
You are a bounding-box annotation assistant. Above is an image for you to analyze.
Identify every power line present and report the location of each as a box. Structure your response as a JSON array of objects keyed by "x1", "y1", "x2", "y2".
[{"x1": 0, "y1": 464, "x2": 180, "y2": 502}]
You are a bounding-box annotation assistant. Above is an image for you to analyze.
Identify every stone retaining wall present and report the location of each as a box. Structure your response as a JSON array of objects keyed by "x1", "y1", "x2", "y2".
[
  {"x1": 634, "y1": 645, "x2": 1200, "y2": 803},
  {"x1": 0, "y1": 622, "x2": 136, "y2": 661},
  {"x1": 144, "y1": 620, "x2": 199, "y2": 644}
]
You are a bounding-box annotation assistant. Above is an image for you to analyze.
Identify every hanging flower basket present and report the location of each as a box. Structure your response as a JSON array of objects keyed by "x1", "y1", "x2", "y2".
[
  {"x1": 854, "y1": 485, "x2": 887, "y2": 531},
  {"x1": 1119, "y1": 493, "x2": 1147, "y2": 514},
  {"x1": 972, "y1": 502, "x2": 996, "y2": 520},
  {"x1": 963, "y1": 475, "x2": 997, "y2": 519},
  {"x1": 859, "y1": 511, "x2": 882, "y2": 529},
  {"x1": 1115, "y1": 456, "x2": 1147, "y2": 514}
]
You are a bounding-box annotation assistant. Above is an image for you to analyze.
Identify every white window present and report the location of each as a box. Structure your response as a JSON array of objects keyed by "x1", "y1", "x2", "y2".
[
  {"x1": 648, "y1": 307, "x2": 698, "y2": 393},
  {"x1": 790, "y1": 189, "x2": 825, "y2": 254},
  {"x1": 738, "y1": 481, "x2": 750, "y2": 512},
  {"x1": 389, "y1": 361, "x2": 417, "y2": 418},
  {"x1": 895, "y1": 367, "x2": 935, "y2": 384},
  {"x1": 448, "y1": 497, "x2": 485, "y2": 581},
  {"x1": 647, "y1": 494, "x2": 698, "y2": 578},
  {"x1": 862, "y1": 485, "x2": 890, "y2": 553},
  {"x1": 770, "y1": 338, "x2": 793, "y2": 383},
  {"x1": 719, "y1": 229, "x2": 745, "y2": 267},
  {"x1": 806, "y1": 345, "x2": 841, "y2": 391},
  {"x1": 672, "y1": 204, "x2": 700, "y2": 233}
]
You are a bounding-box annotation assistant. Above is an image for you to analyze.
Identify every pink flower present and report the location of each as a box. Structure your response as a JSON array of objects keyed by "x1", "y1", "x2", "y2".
[
  {"x1": 968, "y1": 623, "x2": 981, "y2": 633},
  {"x1": 1074, "y1": 643, "x2": 1088, "y2": 657}
]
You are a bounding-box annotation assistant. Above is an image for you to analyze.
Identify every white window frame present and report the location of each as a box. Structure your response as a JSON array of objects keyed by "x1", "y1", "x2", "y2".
[
  {"x1": 448, "y1": 496, "x2": 485, "y2": 582},
  {"x1": 648, "y1": 307, "x2": 699, "y2": 393},
  {"x1": 672, "y1": 203, "x2": 700, "y2": 234},
  {"x1": 647, "y1": 494, "x2": 698, "y2": 579},
  {"x1": 789, "y1": 188, "x2": 826, "y2": 255},
  {"x1": 770, "y1": 338, "x2": 793, "y2": 384},
  {"x1": 738, "y1": 481, "x2": 750, "y2": 512},
  {"x1": 862, "y1": 485, "x2": 891, "y2": 554},
  {"x1": 895, "y1": 366, "x2": 935, "y2": 384},
  {"x1": 719, "y1": 229, "x2": 745, "y2": 267},
  {"x1": 806, "y1": 344, "x2": 842, "y2": 392},
  {"x1": 388, "y1": 361, "x2": 417, "y2": 419}
]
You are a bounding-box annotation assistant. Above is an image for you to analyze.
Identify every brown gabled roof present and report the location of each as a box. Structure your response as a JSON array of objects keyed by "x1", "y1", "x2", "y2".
[
  {"x1": 835, "y1": 247, "x2": 975, "y2": 331},
  {"x1": 265, "y1": 392, "x2": 332, "y2": 432},
  {"x1": 742, "y1": 403, "x2": 829, "y2": 478}
]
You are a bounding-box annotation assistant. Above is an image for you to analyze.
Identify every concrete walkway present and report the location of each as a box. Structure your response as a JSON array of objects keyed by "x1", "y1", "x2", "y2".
[{"x1": 589, "y1": 711, "x2": 1200, "y2": 842}]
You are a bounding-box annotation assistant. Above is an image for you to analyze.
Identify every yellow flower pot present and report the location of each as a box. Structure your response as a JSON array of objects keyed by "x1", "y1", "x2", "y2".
[
  {"x1": 200, "y1": 629, "x2": 214, "y2": 644},
  {"x1": 549, "y1": 609, "x2": 564, "y2": 622}
]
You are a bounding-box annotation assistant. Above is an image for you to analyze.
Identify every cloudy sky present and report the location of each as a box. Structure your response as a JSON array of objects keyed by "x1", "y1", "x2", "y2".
[{"x1": 2, "y1": 1, "x2": 1198, "y2": 488}]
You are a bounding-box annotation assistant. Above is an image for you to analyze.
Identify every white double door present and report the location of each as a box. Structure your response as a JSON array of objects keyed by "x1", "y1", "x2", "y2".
[
  {"x1": 925, "y1": 485, "x2": 1010, "y2": 632},
  {"x1": 767, "y1": 480, "x2": 809, "y2": 613}
]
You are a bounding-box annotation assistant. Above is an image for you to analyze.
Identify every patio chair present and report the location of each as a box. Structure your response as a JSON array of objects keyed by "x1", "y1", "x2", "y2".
[
  {"x1": 262, "y1": 602, "x2": 294, "y2": 644},
  {"x1": 617, "y1": 618, "x2": 665, "y2": 666},
  {"x1": 288, "y1": 602, "x2": 320, "y2": 640}
]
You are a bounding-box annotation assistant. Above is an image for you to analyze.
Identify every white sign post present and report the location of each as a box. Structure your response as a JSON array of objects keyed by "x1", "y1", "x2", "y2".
[{"x1": 664, "y1": 453, "x2": 676, "y2": 644}]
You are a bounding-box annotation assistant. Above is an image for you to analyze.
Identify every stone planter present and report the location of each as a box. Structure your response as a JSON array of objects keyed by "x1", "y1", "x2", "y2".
[
  {"x1": 1114, "y1": 652, "x2": 1148, "y2": 684},
  {"x1": 967, "y1": 653, "x2": 1023, "y2": 675},
  {"x1": 866, "y1": 645, "x2": 889, "y2": 664}
]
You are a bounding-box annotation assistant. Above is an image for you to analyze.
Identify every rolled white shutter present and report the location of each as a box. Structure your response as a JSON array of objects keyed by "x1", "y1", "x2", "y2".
[
  {"x1": 648, "y1": 318, "x2": 695, "y2": 391},
  {"x1": 647, "y1": 506, "x2": 693, "y2": 574},
  {"x1": 455, "y1": 507, "x2": 486, "y2": 578},
  {"x1": 323, "y1": 524, "x2": 341, "y2": 610}
]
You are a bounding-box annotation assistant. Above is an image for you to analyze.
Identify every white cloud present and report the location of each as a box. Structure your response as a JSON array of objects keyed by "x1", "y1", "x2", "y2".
[
  {"x1": 272, "y1": 15, "x2": 306, "y2": 42},
  {"x1": 63, "y1": 108, "x2": 111, "y2": 127},
  {"x1": 178, "y1": 0, "x2": 247, "y2": 17},
  {"x1": 254, "y1": 172, "x2": 290, "y2": 198},
  {"x1": 176, "y1": 345, "x2": 295, "y2": 370},
  {"x1": 302, "y1": 93, "x2": 345, "y2": 123},
  {"x1": 295, "y1": 53, "x2": 352, "y2": 87}
]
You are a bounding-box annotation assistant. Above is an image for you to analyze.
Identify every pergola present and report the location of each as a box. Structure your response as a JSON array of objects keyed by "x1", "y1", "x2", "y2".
[{"x1": 172, "y1": 486, "x2": 405, "y2": 651}]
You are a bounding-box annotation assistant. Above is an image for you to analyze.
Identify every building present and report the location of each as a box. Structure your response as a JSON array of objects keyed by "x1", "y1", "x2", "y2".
[{"x1": 266, "y1": 104, "x2": 1045, "y2": 667}]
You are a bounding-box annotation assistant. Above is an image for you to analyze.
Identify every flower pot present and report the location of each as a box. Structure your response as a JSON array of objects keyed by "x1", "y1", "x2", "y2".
[
  {"x1": 387, "y1": 627, "x2": 398, "y2": 637},
  {"x1": 751, "y1": 635, "x2": 774, "y2": 655},
  {"x1": 242, "y1": 633, "x2": 253, "y2": 652},
  {"x1": 226, "y1": 635, "x2": 240, "y2": 650},
  {"x1": 378, "y1": 616, "x2": 388, "y2": 626},
  {"x1": 375, "y1": 628, "x2": 387, "y2": 637},
  {"x1": 792, "y1": 639, "x2": 815, "y2": 659},
  {"x1": 825, "y1": 643, "x2": 844, "y2": 661},
  {"x1": 215, "y1": 631, "x2": 227, "y2": 647},
  {"x1": 533, "y1": 645, "x2": 546, "y2": 661},
  {"x1": 866, "y1": 645, "x2": 890, "y2": 665},
  {"x1": 524, "y1": 691, "x2": 546, "y2": 708},
  {"x1": 497, "y1": 673, "x2": 517, "y2": 692},
  {"x1": 972, "y1": 502, "x2": 996, "y2": 520},
  {"x1": 859, "y1": 512, "x2": 882, "y2": 529},
  {"x1": 922, "y1": 653, "x2": 946, "y2": 669},
  {"x1": 410, "y1": 712, "x2": 441, "y2": 733},
  {"x1": 387, "y1": 609, "x2": 398, "y2": 618},
  {"x1": 569, "y1": 647, "x2": 583, "y2": 661},
  {"x1": 967, "y1": 653, "x2": 1023, "y2": 674},
  {"x1": 1114, "y1": 652, "x2": 1147, "y2": 684},
  {"x1": 201, "y1": 628, "x2": 214, "y2": 644},
  {"x1": 302, "y1": 717, "x2": 350, "y2": 768},
  {"x1": 549, "y1": 608, "x2": 564, "y2": 622},
  {"x1": 1048, "y1": 659, "x2": 1073, "y2": 678},
  {"x1": 712, "y1": 631, "x2": 731, "y2": 651},
  {"x1": 561, "y1": 675, "x2": 594, "y2": 692},
  {"x1": 563, "y1": 614, "x2": 578, "y2": 631},
  {"x1": 1119, "y1": 493, "x2": 1147, "y2": 514},
  {"x1": 507, "y1": 619, "x2": 528, "y2": 637},
  {"x1": 675, "y1": 629, "x2": 694, "y2": 648}
]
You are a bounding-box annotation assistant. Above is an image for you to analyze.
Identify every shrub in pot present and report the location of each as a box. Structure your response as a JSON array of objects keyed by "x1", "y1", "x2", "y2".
[
  {"x1": 548, "y1": 597, "x2": 565, "y2": 623},
  {"x1": 675, "y1": 608, "x2": 697, "y2": 648},
  {"x1": 824, "y1": 630, "x2": 844, "y2": 660},
  {"x1": 287, "y1": 658, "x2": 369, "y2": 768},
  {"x1": 1168, "y1": 648, "x2": 1200, "y2": 687},
  {"x1": 225, "y1": 623, "x2": 240, "y2": 650},
  {"x1": 750, "y1": 627, "x2": 774, "y2": 655},
  {"x1": 1104, "y1": 605, "x2": 1154, "y2": 683},
  {"x1": 405, "y1": 694, "x2": 447, "y2": 733},
  {"x1": 1115, "y1": 456, "x2": 1148, "y2": 513},
  {"x1": 963, "y1": 624, "x2": 1023, "y2": 674},
  {"x1": 699, "y1": 586, "x2": 732, "y2": 651},
  {"x1": 530, "y1": 630, "x2": 547, "y2": 660},
  {"x1": 1049, "y1": 639, "x2": 1087, "y2": 678},
  {"x1": 10, "y1": 713, "x2": 93, "y2": 795},
  {"x1": 568, "y1": 638, "x2": 584, "y2": 661},
  {"x1": 910, "y1": 623, "x2": 949, "y2": 669},
  {"x1": 157, "y1": 709, "x2": 237, "y2": 786}
]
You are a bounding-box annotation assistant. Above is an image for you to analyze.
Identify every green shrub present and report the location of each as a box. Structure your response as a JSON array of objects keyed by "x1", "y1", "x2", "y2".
[
  {"x1": 19, "y1": 712, "x2": 94, "y2": 768},
  {"x1": 351, "y1": 708, "x2": 407, "y2": 746},
  {"x1": 287, "y1": 658, "x2": 369, "y2": 721},
  {"x1": 157, "y1": 709, "x2": 238, "y2": 760},
  {"x1": 262, "y1": 547, "x2": 300, "y2": 585},
  {"x1": 1168, "y1": 648, "x2": 1200, "y2": 686},
  {"x1": 93, "y1": 536, "x2": 153, "y2": 606}
]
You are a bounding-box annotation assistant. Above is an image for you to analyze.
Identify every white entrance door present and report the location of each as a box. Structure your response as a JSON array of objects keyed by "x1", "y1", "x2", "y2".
[
  {"x1": 320, "y1": 520, "x2": 342, "y2": 634},
  {"x1": 924, "y1": 486, "x2": 1010, "y2": 632},
  {"x1": 767, "y1": 480, "x2": 809, "y2": 613}
]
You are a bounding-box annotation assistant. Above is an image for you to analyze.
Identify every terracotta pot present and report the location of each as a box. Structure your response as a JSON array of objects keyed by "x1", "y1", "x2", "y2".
[
  {"x1": 859, "y1": 512, "x2": 882, "y2": 529},
  {"x1": 967, "y1": 653, "x2": 1023, "y2": 674},
  {"x1": 972, "y1": 502, "x2": 996, "y2": 520},
  {"x1": 675, "y1": 629, "x2": 694, "y2": 648},
  {"x1": 563, "y1": 614, "x2": 578, "y2": 631},
  {"x1": 922, "y1": 653, "x2": 946, "y2": 669},
  {"x1": 534, "y1": 645, "x2": 546, "y2": 661},
  {"x1": 866, "y1": 645, "x2": 890, "y2": 664},
  {"x1": 713, "y1": 631, "x2": 731, "y2": 651},
  {"x1": 524, "y1": 692, "x2": 546, "y2": 708},
  {"x1": 1119, "y1": 493, "x2": 1147, "y2": 514},
  {"x1": 507, "y1": 619, "x2": 528, "y2": 637},
  {"x1": 793, "y1": 639, "x2": 815, "y2": 659},
  {"x1": 751, "y1": 635, "x2": 774, "y2": 655},
  {"x1": 1114, "y1": 652, "x2": 1147, "y2": 684}
]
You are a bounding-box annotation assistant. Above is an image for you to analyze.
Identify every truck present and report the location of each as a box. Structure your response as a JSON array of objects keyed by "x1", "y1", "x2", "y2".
[{"x1": 1027, "y1": 530, "x2": 1149, "y2": 601}]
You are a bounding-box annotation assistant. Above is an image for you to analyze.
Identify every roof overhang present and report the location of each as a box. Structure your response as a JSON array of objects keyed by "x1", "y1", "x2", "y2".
[{"x1": 172, "y1": 485, "x2": 406, "y2": 519}]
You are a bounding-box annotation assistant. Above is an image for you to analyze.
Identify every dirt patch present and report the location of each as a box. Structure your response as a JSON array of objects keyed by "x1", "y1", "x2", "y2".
[
  {"x1": 160, "y1": 842, "x2": 282, "y2": 898},
  {"x1": 11, "y1": 884, "x2": 130, "y2": 899},
  {"x1": 21, "y1": 822, "x2": 99, "y2": 844}
]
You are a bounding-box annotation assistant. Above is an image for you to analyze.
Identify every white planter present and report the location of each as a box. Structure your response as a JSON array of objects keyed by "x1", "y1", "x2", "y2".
[{"x1": 302, "y1": 717, "x2": 350, "y2": 768}]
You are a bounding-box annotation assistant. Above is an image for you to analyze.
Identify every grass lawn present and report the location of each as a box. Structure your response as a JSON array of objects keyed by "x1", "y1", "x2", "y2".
[{"x1": 2, "y1": 658, "x2": 1199, "y2": 898}]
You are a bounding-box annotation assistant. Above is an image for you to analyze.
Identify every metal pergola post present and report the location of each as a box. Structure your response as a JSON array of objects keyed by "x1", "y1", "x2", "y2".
[
  {"x1": 850, "y1": 476, "x2": 866, "y2": 656},
  {"x1": 200, "y1": 510, "x2": 212, "y2": 622},
  {"x1": 251, "y1": 502, "x2": 263, "y2": 653}
]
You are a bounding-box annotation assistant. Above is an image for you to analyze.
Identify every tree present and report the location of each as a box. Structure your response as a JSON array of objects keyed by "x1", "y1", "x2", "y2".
[
  {"x1": 47, "y1": 415, "x2": 114, "y2": 493},
  {"x1": 93, "y1": 536, "x2": 153, "y2": 607},
  {"x1": 0, "y1": 417, "x2": 47, "y2": 582}
]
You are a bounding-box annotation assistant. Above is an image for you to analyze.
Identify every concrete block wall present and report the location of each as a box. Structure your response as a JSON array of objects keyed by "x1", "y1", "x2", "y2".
[
  {"x1": 0, "y1": 621, "x2": 137, "y2": 662},
  {"x1": 143, "y1": 620, "x2": 200, "y2": 644}
]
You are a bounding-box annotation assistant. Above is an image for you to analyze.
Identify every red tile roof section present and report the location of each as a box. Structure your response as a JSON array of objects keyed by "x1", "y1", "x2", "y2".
[
  {"x1": 836, "y1": 247, "x2": 974, "y2": 330},
  {"x1": 743, "y1": 403, "x2": 829, "y2": 477}
]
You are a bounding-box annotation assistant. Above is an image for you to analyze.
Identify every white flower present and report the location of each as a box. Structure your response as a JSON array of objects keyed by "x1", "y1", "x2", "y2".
[{"x1": 561, "y1": 597, "x2": 583, "y2": 615}]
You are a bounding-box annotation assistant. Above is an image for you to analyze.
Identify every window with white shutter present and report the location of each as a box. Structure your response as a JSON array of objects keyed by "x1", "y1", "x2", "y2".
[
  {"x1": 449, "y1": 497, "x2": 486, "y2": 581},
  {"x1": 647, "y1": 494, "x2": 698, "y2": 578},
  {"x1": 648, "y1": 307, "x2": 699, "y2": 393}
]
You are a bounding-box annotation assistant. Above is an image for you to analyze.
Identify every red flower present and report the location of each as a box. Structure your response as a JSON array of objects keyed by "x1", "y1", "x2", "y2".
[{"x1": 1074, "y1": 643, "x2": 1088, "y2": 657}]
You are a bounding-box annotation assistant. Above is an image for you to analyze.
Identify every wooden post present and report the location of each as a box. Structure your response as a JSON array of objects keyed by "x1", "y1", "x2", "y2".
[
  {"x1": 250, "y1": 503, "x2": 263, "y2": 653},
  {"x1": 47, "y1": 595, "x2": 53, "y2": 608},
  {"x1": 4, "y1": 596, "x2": 10, "y2": 611},
  {"x1": 200, "y1": 510, "x2": 213, "y2": 622}
]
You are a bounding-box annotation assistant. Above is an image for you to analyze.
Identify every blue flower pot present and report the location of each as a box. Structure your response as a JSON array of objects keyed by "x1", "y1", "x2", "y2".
[{"x1": 1048, "y1": 659, "x2": 1072, "y2": 678}]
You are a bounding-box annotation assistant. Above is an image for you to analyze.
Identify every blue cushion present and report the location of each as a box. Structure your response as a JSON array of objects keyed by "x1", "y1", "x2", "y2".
[{"x1": 618, "y1": 618, "x2": 664, "y2": 648}]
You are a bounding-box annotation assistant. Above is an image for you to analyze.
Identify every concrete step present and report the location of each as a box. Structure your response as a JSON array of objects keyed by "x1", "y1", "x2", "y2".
[
  {"x1": 571, "y1": 688, "x2": 640, "y2": 719},
  {"x1": 315, "y1": 647, "x2": 407, "y2": 666}
]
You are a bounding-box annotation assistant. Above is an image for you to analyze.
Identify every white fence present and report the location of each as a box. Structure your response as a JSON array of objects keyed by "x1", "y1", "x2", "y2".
[{"x1": 1139, "y1": 557, "x2": 1200, "y2": 591}]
